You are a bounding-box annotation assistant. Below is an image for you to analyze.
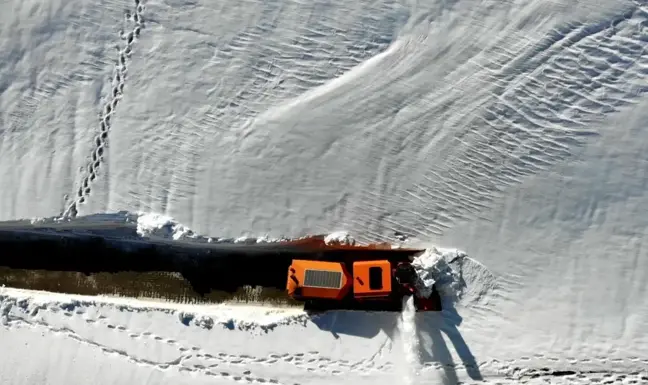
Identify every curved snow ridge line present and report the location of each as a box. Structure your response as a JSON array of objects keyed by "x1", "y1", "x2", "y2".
[
  {"x1": 62, "y1": 0, "x2": 147, "y2": 218},
  {"x1": 379, "y1": 6, "x2": 648, "y2": 239},
  {"x1": 184, "y1": 0, "x2": 402, "y2": 145},
  {"x1": 444, "y1": 370, "x2": 648, "y2": 385},
  {"x1": 134, "y1": 211, "x2": 292, "y2": 243},
  {"x1": 88, "y1": 312, "x2": 393, "y2": 376}
]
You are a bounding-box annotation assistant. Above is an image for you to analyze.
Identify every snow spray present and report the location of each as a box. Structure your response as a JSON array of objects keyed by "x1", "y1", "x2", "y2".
[{"x1": 397, "y1": 295, "x2": 421, "y2": 384}]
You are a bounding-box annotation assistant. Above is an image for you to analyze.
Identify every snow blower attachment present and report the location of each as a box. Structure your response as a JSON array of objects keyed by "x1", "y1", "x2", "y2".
[{"x1": 286, "y1": 254, "x2": 441, "y2": 312}]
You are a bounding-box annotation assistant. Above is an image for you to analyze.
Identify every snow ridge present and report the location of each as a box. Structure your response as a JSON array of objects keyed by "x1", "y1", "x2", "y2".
[
  {"x1": 323, "y1": 231, "x2": 356, "y2": 246},
  {"x1": 134, "y1": 211, "x2": 291, "y2": 244},
  {"x1": 352, "y1": 3, "x2": 648, "y2": 242},
  {"x1": 135, "y1": 212, "x2": 210, "y2": 242},
  {"x1": 3, "y1": 211, "x2": 287, "y2": 244},
  {"x1": 0, "y1": 288, "x2": 308, "y2": 333}
]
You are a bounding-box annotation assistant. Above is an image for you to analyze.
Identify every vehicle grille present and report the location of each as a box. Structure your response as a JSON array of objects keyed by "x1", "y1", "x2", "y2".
[{"x1": 304, "y1": 269, "x2": 342, "y2": 289}]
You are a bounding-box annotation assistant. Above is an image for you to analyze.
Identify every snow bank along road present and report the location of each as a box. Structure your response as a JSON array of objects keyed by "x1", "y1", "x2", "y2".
[{"x1": 2, "y1": 0, "x2": 648, "y2": 384}]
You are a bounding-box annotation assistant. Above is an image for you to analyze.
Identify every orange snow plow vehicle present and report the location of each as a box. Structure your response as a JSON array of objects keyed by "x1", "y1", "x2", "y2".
[{"x1": 283, "y1": 237, "x2": 442, "y2": 312}]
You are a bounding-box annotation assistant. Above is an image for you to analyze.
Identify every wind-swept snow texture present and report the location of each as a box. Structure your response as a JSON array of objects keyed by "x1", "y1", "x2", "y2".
[{"x1": 2, "y1": 0, "x2": 648, "y2": 384}]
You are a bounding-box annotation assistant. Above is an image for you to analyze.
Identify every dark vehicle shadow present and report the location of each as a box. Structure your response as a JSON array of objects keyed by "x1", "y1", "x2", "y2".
[
  {"x1": 310, "y1": 299, "x2": 482, "y2": 385},
  {"x1": 309, "y1": 310, "x2": 398, "y2": 339},
  {"x1": 417, "y1": 300, "x2": 483, "y2": 384}
]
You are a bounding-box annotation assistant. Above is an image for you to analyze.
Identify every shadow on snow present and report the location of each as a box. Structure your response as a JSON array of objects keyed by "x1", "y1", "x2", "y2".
[{"x1": 310, "y1": 297, "x2": 482, "y2": 384}]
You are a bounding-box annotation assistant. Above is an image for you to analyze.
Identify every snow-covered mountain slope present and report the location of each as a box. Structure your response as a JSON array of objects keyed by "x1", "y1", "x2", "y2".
[
  {"x1": 2, "y1": 0, "x2": 646, "y2": 240},
  {"x1": 2, "y1": 0, "x2": 648, "y2": 384}
]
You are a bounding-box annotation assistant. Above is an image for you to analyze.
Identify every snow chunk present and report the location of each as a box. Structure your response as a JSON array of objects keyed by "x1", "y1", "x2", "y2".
[
  {"x1": 0, "y1": 301, "x2": 10, "y2": 326},
  {"x1": 324, "y1": 231, "x2": 356, "y2": 246},
  {"x1": 136, "y1": 212, "x2": 205, "y2": 242},
  {"x1": 412, "y1": 247, "x2": 465, "y2": 299},
  {"x1": 135, "y1": 213, "x2": 285, "y2": 244},
  {"x1": 1, "y1": 287, "x2": 306, "y2": 334},
  {"x1": 8, "y1": 211, "x2": 287, "y2": 245},
  {"x1": 412, "y1": 247, "x2": 498, "y2": 307}
]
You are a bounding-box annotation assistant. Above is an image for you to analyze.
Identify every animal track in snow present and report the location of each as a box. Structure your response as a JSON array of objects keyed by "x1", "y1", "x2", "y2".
[
  {"x1": 1, "y1": 296, "x2": 387, "y2": 381},
  {"x1": 4, "y1": 311, "x2": 288, "y2": 385},
  {"x1": 2, "y1": 294, "x2": 645, "y2": 384},
  {"x1": 63, "y1": 0, "x2": 146, "y2": 218},
  {"x1": 100, "y1": 316, "x2": 391, "y2": 376}
]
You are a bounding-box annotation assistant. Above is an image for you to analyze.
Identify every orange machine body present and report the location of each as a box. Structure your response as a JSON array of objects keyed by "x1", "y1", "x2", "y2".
[
  {"x1": 286, "y1": 260, "x2": 352, "y2": 300},
  {"x1": 287, "y1": 259, "x2": 395, "y2": 301},
  {"x1": 352, "y1": 260, "x2": 392, "y2": 298}
]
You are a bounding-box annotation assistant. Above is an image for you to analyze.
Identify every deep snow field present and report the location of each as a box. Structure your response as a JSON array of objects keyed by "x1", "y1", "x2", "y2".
[{"x1": 2, "y1": 0, "x2": 648, "y2": 384}]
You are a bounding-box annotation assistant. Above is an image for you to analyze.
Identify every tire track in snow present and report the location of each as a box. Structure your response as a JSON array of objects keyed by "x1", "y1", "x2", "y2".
[
  {"x1": 63, "y1": 0, "x2": 146, "y2": 218},
  {"x1": 375, "y1": 5, "x2": 648, "y2": 240},
  {"x1": 3, "y1": 308, "x2": 291, "y2": 385},
  {"x1": 88, "y1": 309, "x2": 393, "y2": 377},
  {"x1": 1, "y1": 295, "x2": 390, "y2": 381},
  {"x1": 2, "y1": 294, "x2": 646, "y2": 384},
  {"x1": 5, "y1": 316, "x2": 287, "y2": 384},
  {"x1": 7, "y1": 311, "x2": 646, "y2": 385}
]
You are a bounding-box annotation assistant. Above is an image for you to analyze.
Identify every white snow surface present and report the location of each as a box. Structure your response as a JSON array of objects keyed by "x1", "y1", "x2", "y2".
[
  {"x1": 2, "y1": 0, "x2": 648, "y2": 383},
  {"x1": 135, "y1": 211, "x2": 202, "y2": 241},
  {"x1": 323, "y1": 230, "x2": 356, "y2": 245}
]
